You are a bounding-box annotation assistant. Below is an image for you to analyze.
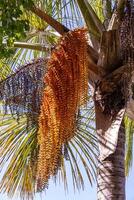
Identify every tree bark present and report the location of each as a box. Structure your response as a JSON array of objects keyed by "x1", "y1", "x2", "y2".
[
  {"x1": 97, "y1": 122, "x2": 125, "y2": 200},
  {"x1": 95, "y1": 26, "x2": 126, "y2": 200}
]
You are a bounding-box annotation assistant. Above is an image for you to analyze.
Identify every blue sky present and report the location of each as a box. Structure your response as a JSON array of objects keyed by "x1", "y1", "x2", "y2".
[{"x1": 0, "y1": 157, "x2": 134, "y2": 200}]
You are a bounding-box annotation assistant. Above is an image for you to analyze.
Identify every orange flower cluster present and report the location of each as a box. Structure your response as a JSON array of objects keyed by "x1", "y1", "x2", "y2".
[{"x1": 37, "y1": 28, "x2": 88, "y2": 190}]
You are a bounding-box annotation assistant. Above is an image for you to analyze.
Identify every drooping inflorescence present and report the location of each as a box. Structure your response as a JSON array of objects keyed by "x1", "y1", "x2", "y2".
[
  {"x1": 37, "y1": 28, "x2": 89, "y2": 190},
  {"x1": 0, "y1": 58, "x2": 47, "y2": 123}
]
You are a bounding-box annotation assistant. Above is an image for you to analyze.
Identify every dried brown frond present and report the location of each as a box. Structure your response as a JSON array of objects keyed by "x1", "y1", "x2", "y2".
[{"x1": 37, "y1": 28, "x2": 89, "y2": 190}]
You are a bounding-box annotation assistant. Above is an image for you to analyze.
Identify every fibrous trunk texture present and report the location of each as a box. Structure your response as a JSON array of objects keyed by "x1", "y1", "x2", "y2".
[
  {"x1": 97, "y1": 123, "x2": 125, "y2": 200},
  {"x1": 96, "y1": 4, "x2": 134, "y2": 199}
]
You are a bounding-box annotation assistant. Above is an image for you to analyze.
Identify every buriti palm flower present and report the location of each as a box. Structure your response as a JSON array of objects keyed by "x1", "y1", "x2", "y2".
[{"x1": 37, "y1": 28, "x2": 89, "y2": 190}]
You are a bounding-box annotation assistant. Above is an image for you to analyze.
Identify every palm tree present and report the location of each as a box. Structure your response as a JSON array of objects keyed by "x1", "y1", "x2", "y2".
[{"x1": 0, "y1": 0, "x2": 134, "y2": 200}]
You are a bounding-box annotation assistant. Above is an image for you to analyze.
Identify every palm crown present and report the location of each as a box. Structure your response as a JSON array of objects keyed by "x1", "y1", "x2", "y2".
[{"x1": 0, "y1": 0, "x2": 134, "y2": 200}]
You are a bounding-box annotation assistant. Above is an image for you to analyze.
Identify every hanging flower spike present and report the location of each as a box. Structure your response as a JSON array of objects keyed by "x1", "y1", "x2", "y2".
[{"x1": 37, "y1": 28, "x2": 89, "y2": 190}]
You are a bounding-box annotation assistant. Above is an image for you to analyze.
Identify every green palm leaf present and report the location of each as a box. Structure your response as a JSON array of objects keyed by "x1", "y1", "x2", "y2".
[
  {"x1": 1, "y1": 1, "x2": 133, "y2": 200},
  {"x1": 0, "y1": 100, "x2": 98, "y2": 199},
  {"x1": 0, "y1": 114, "x2": 38, "y2": 199},
  {"x1": 76, "y1": 0, "x2": 105, "y2": 40},
  {"x1": 0, "y1": 54, "x2": 98, "y2": 199},
  {"x1": 124, "y1": 116, "x2": 134, "y2": 176}
]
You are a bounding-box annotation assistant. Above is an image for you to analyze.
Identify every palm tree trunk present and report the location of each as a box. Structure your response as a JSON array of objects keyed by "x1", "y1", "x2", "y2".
[{"x1": 97, "y1": 122, "x2": 125, "y2": 200}]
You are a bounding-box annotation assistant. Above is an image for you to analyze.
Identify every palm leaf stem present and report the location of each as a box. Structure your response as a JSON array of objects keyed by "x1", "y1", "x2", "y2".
[
  {"x1": 30, "y1": 5, "x2": 69, "y2": 35},
  {"x1": 2, "y1": 42, "x2": 51, "y2": 52}
]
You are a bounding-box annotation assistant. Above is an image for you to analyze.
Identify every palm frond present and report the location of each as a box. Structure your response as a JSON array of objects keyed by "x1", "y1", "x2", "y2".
[
  {"x1": 124, "y1": 116, "x2": 134, "y2": 176},
  {"x1": 50, "y1": 103, "x2": 98, "y2": 192},
  {"x1": 90, "y1": 0, "x2": 105, "y2": 22},
  {"x1": 0, "y1": 114, "x2": 38, "y2": 199},
  {"x1": 31, "y1": 0, "x2": 83, "y2": 29},
  {"x1": 0, "y1": 2, "x2": 101, "y2": 197},
  {"x1": 0, "y1": 97, "x2": 98, "y2": 199},
  {"x1": 0, "y1": 60, "x2": 13, "y2": 81},
  {"x1": 76, "y1": 0, "x2": 105, "y2": 40},
  {"x1": 3, "y1": 30, "x2": 58, "y2": 73},
  {"x1": 0, "y1": 55, "x2": 98, "y2": 199}
]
